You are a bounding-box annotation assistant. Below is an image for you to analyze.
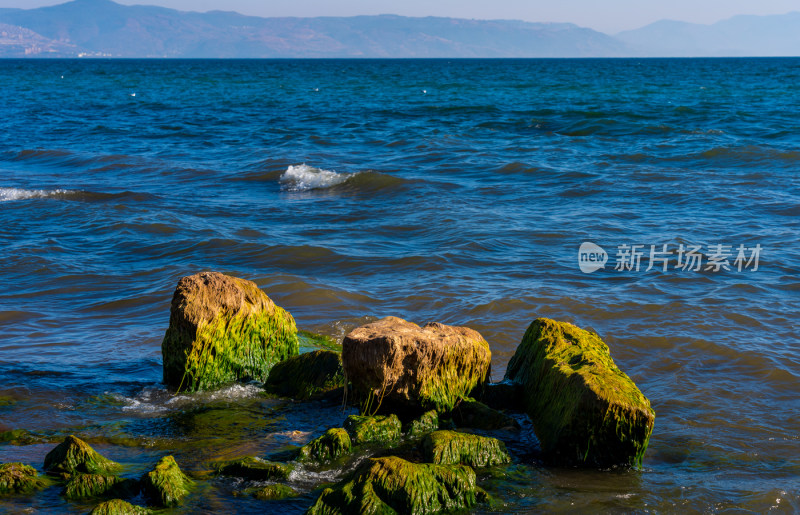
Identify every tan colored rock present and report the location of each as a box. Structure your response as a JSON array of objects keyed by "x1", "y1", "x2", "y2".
[{"x1": 342, "y1": 317, "x2": 491, "y2": 412}]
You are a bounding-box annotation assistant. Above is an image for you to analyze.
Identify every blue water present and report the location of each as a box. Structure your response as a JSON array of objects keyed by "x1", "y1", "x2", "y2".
[{"x1": 0, "y1": 58, "x2": 798, "y2": 512}]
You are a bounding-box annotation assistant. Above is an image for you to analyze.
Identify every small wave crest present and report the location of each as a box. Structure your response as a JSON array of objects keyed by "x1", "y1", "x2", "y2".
[
  {"x1": 280, "y1": 164, "x2": 355, "y2": 192},
  {"x1": 0, "y1": 187, "x2": 68, "y2": 202}
]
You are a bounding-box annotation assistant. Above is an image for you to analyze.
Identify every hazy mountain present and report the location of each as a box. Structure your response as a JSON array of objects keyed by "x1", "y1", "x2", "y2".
[
  {"x1": 617, "y1": 12, "x2": 800, "y2": 56},
  {"x1": 0, "y1": 0, "x2": 629, "y2": 57}
]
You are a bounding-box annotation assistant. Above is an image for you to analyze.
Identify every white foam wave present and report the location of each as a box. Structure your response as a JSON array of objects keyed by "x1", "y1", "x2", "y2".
[
  {"x1": 279, "y1": 164, "x2": 354, "y2": 192},
  {"x1": 0, "y1": 187, "x2": 68, "y2": 202},
  {"x1": 116, "y1": 383, "x2": 265, "y2": 414}
]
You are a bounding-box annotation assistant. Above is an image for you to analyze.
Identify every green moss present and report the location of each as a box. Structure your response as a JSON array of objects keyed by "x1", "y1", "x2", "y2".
[
  {"x1": 299, "y1": 428, "x2": 352, "y2": 463},
  {"x1": 0, "y1": 462, "x2": 50, "y2": 495},
  {"x1": 89, "y1": 499, "x2": 151, "y2": 515},
  {"x1": 504, "y1": 318, "x2": 656, "y2": 468},
  {"x1": 422, "y1": 430, "x2": 511, "y2": 468},
  {"x1": 43, "y1": 436, "x2": 121, "y2": 476},
  {"x1": 405, "y1": 410, "x2": 439, "y2": 438},
  {"x1": 62, "y1": 473, "x2": 130, "y2": 500},
  {"x1": 0, "y1": 429, "x2": 32, "y2": 444},
  {"x1": 306, "y1": 456, "x2": 487, "y2": 515},
  {"x1": 140, "y1": 455, "x2": 193, "y2": 507},
  {"x1": 161, "y1": 272, "x2": 299, "y2": 392},
  {"x1": 246, "y1": 483, "x2": 298, "y2": 500},
  {"x1": 450, "y1": 398, "x2": 518, "y2": 430},
  {"x1": 0, "y1": 395, "x2": 16, "y2": 407},
  {"x1": 343, "y1": 415, "x2": 402, "y2": 445},
  {"x1": 298, "y1": 330, "x2": 342, "y2": 352},
  {"x1": 216, "y1": 457, "x2": 292, "y2": 481},
  {"x1": 265, "y1": 350, "x2": 345, "y2": 400}
]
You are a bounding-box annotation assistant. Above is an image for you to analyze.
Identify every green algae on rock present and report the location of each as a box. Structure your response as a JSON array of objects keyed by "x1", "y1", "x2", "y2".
[
  {"x1": 216, "y1": 457, "x2": 292, "y2": 481},
  {"x1": 422, "y1": 430, "x2": 511, "y2": 468},
  {"x1": 299, "y1": 428, "x2": 352, "y2": 463},
  {"x1": 405, "y1": 410, "x2": 439, "y2": 438},
  {"x1": 265, "y1": 349, "x2": 345, "y2": 400},
  {"x1": 140, "y1": 455, "x2": 193, "y2": 508},
  {"x1": 306, "y1": 456, "x2": 486, "y2": 515},
  {"x1": 298, "y1": 330, "x2": 342, "y2": 352},
  {"x1": 161, "y1": 272, "x2": 299, "y2": 392},
  {"x1": 62, "y1": 473, "x2": 130, "y2": 500},
  {"x1": 504, "y1": 318, "x2": 656, "y2": 468},
  {"x1": 450, "y1": 398, "x2": 519, "y2": 430},
  {"x1": 246, "y1": 483, "x2": 298, "y2": 500},
  {"x1": 89, "y1": 499, "x2": 151, "y2": 515},
  {"x1": 0, "y1": 462, "x2": 49, "y2": 495},
  {"x1": 343, "y1": 414, "x2": 402, "y2": 445},
  {"x1": 342, "y1": 317, "x2": 491, "y2": 414},
  {"x1": 43, "y1": 435, "x2": 121, "y2": 476}
]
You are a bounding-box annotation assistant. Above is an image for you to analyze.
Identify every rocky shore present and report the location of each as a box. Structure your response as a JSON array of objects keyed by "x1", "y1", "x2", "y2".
[{"x1": 1, "y1": 271, "x2": 655, "y2": 513}]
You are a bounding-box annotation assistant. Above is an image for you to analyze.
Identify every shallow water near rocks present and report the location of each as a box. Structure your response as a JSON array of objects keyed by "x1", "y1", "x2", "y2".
[{"x1": 1, "y1": 58, "x2": 799, "y2": 512}]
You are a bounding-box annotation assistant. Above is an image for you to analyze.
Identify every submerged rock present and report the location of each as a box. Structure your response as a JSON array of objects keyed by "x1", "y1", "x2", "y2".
[
  {"x1": 62, "y1": 473, "x2": 132, "y2": 500},
  {"x1": 306, "y1": 456, "x2": 486, "y2": 515},
  {"x1": 405, "y1": 410, "x2": 439, "y2": 437},
  {"x1": 299, "y1": 428, "x2": 352, "y2": 463},
  {"x1": 342, "y1": 317, "x2": 491, "y2": 413},
  {"x1": 450, "y1": 398, "x2": 519, "y2": 430},
  {"x1": 343, "y1": 414, "x2": 402, "y2": 445},
  {"x1": 43, "y1": 436, "x2": 121, "y2": 476},
  {"x1": 140, "y1": 455, "x2": 193, "y2": 508},
  {"x1": 0, "y1": 462, "x2": 49, "y2": 495},
  {"x1": 216, "y1": 457, "x2": 292, "y2": 481},
  {"x1": 161, "y1": 271, "x2": 299, "y2": 392},
  {"x1": 469, "y1": 381, "x2": 524, "y2": 412},
  {"x1": 422, "y1": 430, "x2": 511, "y2": 468},
  {"x1": 246, "y1": 483, "x2": 298, "y2": 500},
  {"x1": 265, "y1": 349, "x2": 345, "y2": 400},
  {"x1": 89, "y1": 499, "x2": 151, "y2": 515},
  {"x1": 505, "y1": 318, "x2": 656, "y2": 468}
]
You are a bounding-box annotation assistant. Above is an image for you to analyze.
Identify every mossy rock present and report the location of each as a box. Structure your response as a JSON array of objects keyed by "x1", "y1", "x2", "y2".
[
  {"x1": 405, "y1": 410, "x2": 439, "y2": 438},
  {"x1": 216, "y1": 457, "x2": 292, "y2": 481},
  {"x1": 44, "y1": 436, "x2": 121, "y2": 476},
  {"x1": 89, "y1": 499, "x2": 151, "y2": 515},
  {"x1": 0, "y1": 429, "x2": 35, "y2": 445},
  {"x1": 140, "y1": 455, "x2": 193, "y2": 508},
  {"x1": 343, "y1": 414, "x2": 402, "y2": 445},
  {"x1": 306, "y1": 456, "x2": 487, "y2": 515},
  {"x1": 246, "y1": 483, "x2": 298, "y2": 500},
  {"x1": 299, "y1": 428, "x2": 352, "y2": 463},
  {"x1": 265, "y1": 350, "x2": 345, "y2": 400},
  {"x1": 0, "y1": 395, "x2": 16, "y2": 407},
  {"x1": 298, "y1": 330, "x2": 342, "y2": 352},
  {"x1": 161, "y1": 271, "x2": 299, "y2": 392},
  {"x1": 450, "y1": 398, "x2": 518, "y2": 430},
  {"x1": 504, "y1": 318, "x2": 656, "y2": 468},
  {"x1": 422, "y1": 430, "x2": 511, "y2": 468},
  {"x1": 63, "y1": 473, "x2": 135, "y2": 500},
  {"x1": 0, "y1": 462, "x2": 50, "y2": 495},
  {"x1": 342, "y1": 317, "x2": 491, "y2": 414}
]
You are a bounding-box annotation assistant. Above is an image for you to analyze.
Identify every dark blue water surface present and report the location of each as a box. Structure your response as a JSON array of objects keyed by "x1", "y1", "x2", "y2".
[{"x1": 0, "y1": 58, "x2": 798, "y2": 512}]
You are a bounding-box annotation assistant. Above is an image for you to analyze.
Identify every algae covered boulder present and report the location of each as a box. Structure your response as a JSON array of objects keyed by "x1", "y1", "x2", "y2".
[
  {"x1": 299, "y1": 428, "x2": 352, "y2": 463},
  {"x1": 265, "y1": 349, "x2": 345, "y2": 400},
  {"x1": 406, "y1": 410, "x2": 439, "y2": 438},
  {"x1": 343, "y1": 414, "x2": 402, "y2": 445},
  {"x1": 246, "y1": 483, "x2": 298, "y2": 500},
  {"x1": 89, "y1": 499, "x2": 151, "y2": 515},
  {"x1": 44, "y1": 436, "x2": 121, "y2": 476},
  {"x1": 162, "y1": 271, "x2": 299, "y2": 392},
  {"x1": 216, "y1": 457, "x2": 292, "y2": 481},
  {"x1": 141, "y1": 455, "x2": 193, "y2": 508},
  {"x1": 342, "y1": 317, "x2": 491, "y2": 413},
  {"x1": 505, "y1": 318, "x2": 655, "y2": 468},
  {"x1": 62, "y1": 473, "x2": 129, "y2": 500},
  {"x1": 422, "y1": 430, "x2": 511, "y2": 468},
  {"x1": 0, "y1": 462, "x2": 49, "y2": 495},
  {"x1": 307, "y1": 456, "x2": 487, "y2": 515}
]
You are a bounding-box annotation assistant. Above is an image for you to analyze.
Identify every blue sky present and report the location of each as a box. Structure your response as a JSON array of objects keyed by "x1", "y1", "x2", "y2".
[{"x1": 0, "y1": 0, "x2": 797, "y2": 33}]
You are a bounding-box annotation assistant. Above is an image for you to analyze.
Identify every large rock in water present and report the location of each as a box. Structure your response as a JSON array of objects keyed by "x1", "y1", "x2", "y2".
[
  {"x1": 342, "y1": 317, "x2": 491, "y2": 413},
  {"x1": 505, "y1": 318, "x2": 655, "y2": 468},
  {"x1": 162, "y1": 272, "x2": 299, "y2": 392}
]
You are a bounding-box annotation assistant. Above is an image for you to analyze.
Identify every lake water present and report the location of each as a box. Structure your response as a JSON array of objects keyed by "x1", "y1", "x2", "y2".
[{"x1": 0, "y1": 58, "x2": 798, "y2": 512}]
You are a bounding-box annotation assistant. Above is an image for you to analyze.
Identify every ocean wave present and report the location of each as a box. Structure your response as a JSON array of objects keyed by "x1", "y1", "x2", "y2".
[
  {"x1": 0, "y1": 187, "x2": 69, "y2": 202},
  {"x1": 279, "y1": 164, "x2": 355, "y2": 191}
]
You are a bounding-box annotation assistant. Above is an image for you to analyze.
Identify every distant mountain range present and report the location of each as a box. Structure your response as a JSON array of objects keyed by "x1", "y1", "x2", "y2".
[{"x1": 0, "y1": 0, "x2": 798, "y2": 58}]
